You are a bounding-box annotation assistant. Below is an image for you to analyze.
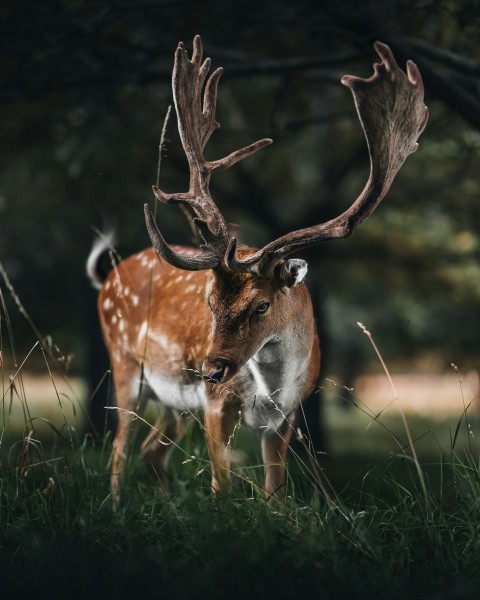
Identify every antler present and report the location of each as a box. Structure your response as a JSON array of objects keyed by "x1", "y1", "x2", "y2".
[
  {"x1": 145, "y1": 35, "x2": 272, "y2": 270},
  {"x1": 225, "y1": 42, "x2": 429, "y2": 278}
]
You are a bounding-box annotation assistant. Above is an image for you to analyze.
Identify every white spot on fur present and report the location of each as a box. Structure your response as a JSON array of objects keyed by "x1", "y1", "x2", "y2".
[
  {"x1": 138, "y1": 321, "x2": 148, "y2": 344},
  {"x1": 111, "y1": 314, "x2": 118, "y2": 325},
  {"x1": 147, "y1": 330, "x2": 183, "y2": 361},
  {"x1": 103, "y1": 298, "x2": 112, "y2": 310},
  {"x1": 132, "y1": 294, "x2": 139, "y2": 306}
]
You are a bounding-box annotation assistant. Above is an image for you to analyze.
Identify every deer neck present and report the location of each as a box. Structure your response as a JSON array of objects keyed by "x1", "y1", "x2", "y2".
[
  {"x1": 238, "y1": 286, "x2": 316, "y2": 426},
  {"x1": 250, "y1": 319, "x2": 313, "y2": 376}
]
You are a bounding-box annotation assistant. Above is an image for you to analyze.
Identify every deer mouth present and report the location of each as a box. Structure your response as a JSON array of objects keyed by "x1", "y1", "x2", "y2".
[{"x1": 202, "y1": 356, "x2": 237, "y2": 384}]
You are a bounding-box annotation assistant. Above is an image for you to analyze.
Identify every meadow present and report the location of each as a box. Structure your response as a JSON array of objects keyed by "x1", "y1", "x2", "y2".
[{"x1": 1, "y1": 333, "x2": 480, "y2": 599}]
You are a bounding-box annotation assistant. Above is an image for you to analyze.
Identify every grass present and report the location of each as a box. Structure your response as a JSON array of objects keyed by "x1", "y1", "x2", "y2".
[
  {"x1": 2, "y1": 273, "x2": 480, "y2": 599},
  {"x1": 1, "y1": 443, "x2": 480, "y2": 600},
  {"x1": 2, "y1": 392, "x2": 480, "y2": 600}
]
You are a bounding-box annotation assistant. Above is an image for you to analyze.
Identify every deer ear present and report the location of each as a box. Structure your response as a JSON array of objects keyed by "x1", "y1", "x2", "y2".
[{"x1": 277, "y1": 258, "x2": 308, "y2": 288}]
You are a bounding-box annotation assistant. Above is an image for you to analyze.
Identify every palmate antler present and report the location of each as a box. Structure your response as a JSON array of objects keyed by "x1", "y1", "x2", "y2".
[
  {"x1": 145, "y1": 35, "x2": 272, "y2": 270},
  {"x1": 146, "y1": 38, "x2": 428, "y2": 278},
  {"x1": 225, "y1": 42, "x2": 429, "y2": 277}
]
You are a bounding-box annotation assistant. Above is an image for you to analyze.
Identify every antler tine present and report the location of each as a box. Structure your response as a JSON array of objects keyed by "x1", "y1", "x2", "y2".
[
  {"x1": 147, "y1": 35, "x2": 272, "y2": 271},
  {"x1": 145, "y1": 204, "x2": 222, "y2": 270},
  {"x1": 226, "y1": 41, "x2": 429, "y2": 278}
]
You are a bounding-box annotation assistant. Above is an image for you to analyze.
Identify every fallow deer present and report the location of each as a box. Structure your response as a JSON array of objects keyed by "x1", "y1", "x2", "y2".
[{"x1": 88, "y1": 36, "x2": 428, "y2": 503}]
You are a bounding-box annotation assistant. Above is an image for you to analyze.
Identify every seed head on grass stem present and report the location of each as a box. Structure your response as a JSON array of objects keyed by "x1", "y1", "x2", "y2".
[{"x1": 357, "y1": 321, "x2": 428, "y2": 502}]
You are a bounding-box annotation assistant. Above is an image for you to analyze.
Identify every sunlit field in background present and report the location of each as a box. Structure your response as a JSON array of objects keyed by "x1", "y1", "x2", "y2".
[
  {"x1": 326, "y1": 371, "x2": 480, "y2": 456},
  {"x1": 3, "y1": 363, "x2": 479, "y2": 476},
  {"x1": 2, "y1": 372, "x2": 87, "y2": 436}
]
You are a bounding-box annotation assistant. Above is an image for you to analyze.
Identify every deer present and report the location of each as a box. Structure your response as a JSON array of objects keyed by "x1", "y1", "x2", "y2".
[{"x1": 88, "y1": 35, "x2": 428, "y2": 504}]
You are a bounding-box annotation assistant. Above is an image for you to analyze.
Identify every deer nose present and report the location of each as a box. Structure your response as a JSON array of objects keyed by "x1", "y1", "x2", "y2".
[{"x1": 202, "y1": 357, "x2": 235, "y2": 383}]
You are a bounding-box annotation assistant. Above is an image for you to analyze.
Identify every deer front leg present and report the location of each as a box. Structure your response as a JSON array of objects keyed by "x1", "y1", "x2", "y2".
[
  {"x1": 261, "y1": 412, "x2": 295, "y2": 500},
  {"x1": 204, "y1": 396, "x2": 239, "y2": 495}
]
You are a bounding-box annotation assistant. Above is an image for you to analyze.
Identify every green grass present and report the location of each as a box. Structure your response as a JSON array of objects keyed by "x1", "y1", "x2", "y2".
[
  {"x1": 2, "y1": 368, "x2": 480, "y2": 600},
  {"x1": 1, "y1": 410, "x2": 480, "y2": 600},
  {"x1": 2, "y1": 361, "x2": 480, "y2": 600}
]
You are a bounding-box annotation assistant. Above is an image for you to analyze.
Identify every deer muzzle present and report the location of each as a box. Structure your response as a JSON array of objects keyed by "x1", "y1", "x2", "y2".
[{"x1": 202, "y1": 356, "x2": 236, "y2": 383}]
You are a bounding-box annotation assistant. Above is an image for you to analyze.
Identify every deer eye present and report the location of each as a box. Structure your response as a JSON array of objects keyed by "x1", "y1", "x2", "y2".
[{"x1": 254, "y1": 302, "x2": 270, "y2": 315}]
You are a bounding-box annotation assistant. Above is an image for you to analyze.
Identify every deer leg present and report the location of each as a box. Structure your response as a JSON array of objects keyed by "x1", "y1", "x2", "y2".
[
  {"x1": 111, "y1": 410, "x2": 130, "y2": 506},
  {"x1": 261, "y1": 412, "x2": 295, "y2": 500},
  {"x1": 204, "y1": 398, "x2": 239, "y2": 495},
  {"x1": 110, "y1": 358, "x2": 146, "y2": 506},
  {"x1": 141, "y1": 407, "x2": 186, "y2": 492}
]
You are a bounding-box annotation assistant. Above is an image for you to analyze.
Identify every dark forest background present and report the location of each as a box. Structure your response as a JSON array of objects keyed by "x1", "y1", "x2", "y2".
[{"x1": 1, "y1": 0, "x2": 479, "y2": 432}]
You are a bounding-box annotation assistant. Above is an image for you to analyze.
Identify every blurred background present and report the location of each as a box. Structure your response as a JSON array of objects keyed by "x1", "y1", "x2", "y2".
[{"x1": 1, "y1": 0, "x2": 479, "y2": 462}]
